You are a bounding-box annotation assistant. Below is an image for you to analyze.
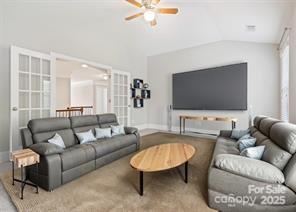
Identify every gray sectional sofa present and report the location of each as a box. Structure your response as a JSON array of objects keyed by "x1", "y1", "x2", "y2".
[
  {"x1": 208, "y1": 116, "x2": 296, "y2": 212},
  {"x1": 20, "y1": 113, "x2": 140, "y2": 191}
]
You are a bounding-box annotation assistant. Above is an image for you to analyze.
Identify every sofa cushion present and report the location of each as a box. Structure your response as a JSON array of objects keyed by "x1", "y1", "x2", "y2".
[
  {"x1": 70, "y1": 115, "x2": 100, "y2": 136},
  {"x1": 208, "y1": 167, "x2": 296, "y2": 206},
  {"x1": 33, "y1": 129, "x2": 76, "y2": 148},
  {"x1": 30, "y1": 143, "x2": 64, "y2": 156},
  {"x1": 252, "y1": 131, "x2": 268, "y2": 145},
  {"x1": 260, "y1": 139, "x2": 292, "y2": 170},
  {"x1": 230, "y1": 129, "x2": 250, "y2": 140},
  {"x1": 212, "y1": 137, "x2": 240, "y2": 160},
  {"x1": 215, "y1": 154, "x2": 285, "y2": 184},
  {"x1": 97, "y1": 113, "x2": 118, "y2": 128},
  {"x1": 28, "y1": 117, "x2": 71, "y2": 134},
  {"x1": 240, "y1": 146, "x2": 265, "y2": 160},
  {"x1": 270, "y1": 122, "x2": 296, "y2": 154},
  {"x1": 90, "y1": 134, "x2": 137, "y2": 158},
  {"x1": 259, "y1": 117, "x2": 281, "y2": 136},
  {"x1": 249, "y1": 126, "x2": 258, "y2": 135},
  {"x1": 70, "y1": 115, "x2": 99, "y2": 128},
  {"x1": 60, "y1": 144, "x2": 95, "y2": 171},
  {"x1": 284, "y1": 154, "x2": 296, "y2": 192},
  {"x1": 253, "y1": 116, "x2": 267, "y2": 129}
]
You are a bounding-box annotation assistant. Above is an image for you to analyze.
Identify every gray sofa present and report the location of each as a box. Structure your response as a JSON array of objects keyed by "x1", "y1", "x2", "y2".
[
  {"x1": 208, "y1": 116, "x2": 296, "y2": 212},
  {"x1": 20, "y1": 113, "x2": 140, "y2": 191}
]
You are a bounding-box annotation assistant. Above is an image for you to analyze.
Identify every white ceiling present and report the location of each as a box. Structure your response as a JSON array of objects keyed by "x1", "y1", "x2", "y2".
[
  {"x1": 4, "y1": 0, "x2": 295, "y2": 56},
  {"x1": 56, "y1": 59, "x2": 108, "y2": 82}
]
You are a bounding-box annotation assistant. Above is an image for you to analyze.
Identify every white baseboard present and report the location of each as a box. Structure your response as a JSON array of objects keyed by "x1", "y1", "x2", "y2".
[{"x1": 0, "y1": 151, "x2": 9, "y2": 163}]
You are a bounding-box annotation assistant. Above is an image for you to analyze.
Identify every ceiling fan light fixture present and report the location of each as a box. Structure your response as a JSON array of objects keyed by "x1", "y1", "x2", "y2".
[{"x1": 144, "y1": 10, "x2": 156, "y2": 22}]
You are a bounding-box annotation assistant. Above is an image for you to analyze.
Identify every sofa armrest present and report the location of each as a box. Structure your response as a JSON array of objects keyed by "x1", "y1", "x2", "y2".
[
  {"x1": 215, "y1": 154, "x2": 285, "y2": 184},
  {"x1": 219, "y1": 130, "x2": 232, "y2": 138},
  {"x1": 20, "y1": 128, "x2": 34, "y2": 148},
  {"x1": 124, "y1": 126, "x2": 138, "y2": 134},
  {"x1": 124, "y1": 127, "x2": 140, "y2": 150},
  {"x1": 29, "y1": 143, "x2": 64, "y2": 156}
]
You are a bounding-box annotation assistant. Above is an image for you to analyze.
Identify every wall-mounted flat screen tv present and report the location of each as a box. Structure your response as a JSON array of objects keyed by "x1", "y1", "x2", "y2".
[{"x1": 172, "y1": 63, "x2": 247, "y2": 110}]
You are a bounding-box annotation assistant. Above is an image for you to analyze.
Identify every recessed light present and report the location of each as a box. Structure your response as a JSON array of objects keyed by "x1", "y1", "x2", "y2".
[
  {"x1": 246, "y1": 25, "x2": 256, "y2": 32},
  {"x1": 81, "y1": 64, "x2": 88, "y2": 68},
  {"x1": 103, "y1": 75, "x2": 109, "y2": 80}
]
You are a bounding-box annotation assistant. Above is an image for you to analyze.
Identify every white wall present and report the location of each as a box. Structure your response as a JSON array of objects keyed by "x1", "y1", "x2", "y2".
[
  {"x1": 0, "y1": 3, "x2": 148, "y2": 153},
  {"x1": 288, "y1": 7, "x2": 296, "y2": 124},
  {"x1": 56, "y1": 77, "x2": 71, "y2": 109},
  {"x1": 0, "y1": 1, "x2": 10, "y2": 155},
  {"x1": 147, "y1": 41, "x2": 280, "y2": 132},
  {"x1": 71, "y1": 81, "x2": 94, "y2": 107}
]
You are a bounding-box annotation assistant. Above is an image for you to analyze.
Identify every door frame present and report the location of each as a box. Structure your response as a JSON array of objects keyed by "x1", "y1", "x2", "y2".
[
  {"x1": 110, "y1": 69, "x2": 131, "y2": 126},
  {"x1": 50, "y1": 52, "x2": 112, "y2": 115},
  {"x1": 10, "y1": 46, "x2": 53, "y2": 153}
]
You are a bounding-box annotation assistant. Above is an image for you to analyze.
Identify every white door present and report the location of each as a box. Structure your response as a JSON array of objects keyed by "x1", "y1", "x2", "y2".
[
  {"x1": 111, "y1": 70, "x2": 131, "y2": 126},
  {"x1": 95, "y1": 85, "x2": 108, "y2": 114},
  {"x1": 10, "y1": 46, "x2": 53, "y2": 152}
]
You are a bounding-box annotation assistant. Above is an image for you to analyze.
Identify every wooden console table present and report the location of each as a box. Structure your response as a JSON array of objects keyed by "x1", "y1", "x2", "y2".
[{"x1": 179, "y1": 115, "x2": 237, "y2": 135}]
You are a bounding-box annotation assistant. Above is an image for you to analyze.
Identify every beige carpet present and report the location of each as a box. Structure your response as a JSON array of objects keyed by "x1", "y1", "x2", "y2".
[{"x1": 1, "y1": 132, "x2": 217, "y2": 212}]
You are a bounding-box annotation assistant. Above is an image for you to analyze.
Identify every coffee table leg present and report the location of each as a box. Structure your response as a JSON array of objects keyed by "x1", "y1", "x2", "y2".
[
  {"x1": 184, "y1": 161, "x2": 188, "y2": 183},
  {"x1": 12, "y1": 161, "x2": 15, "y2": 185},
  {"x1": 139, "y1": 171, "x2": 143, "y2": 196}
]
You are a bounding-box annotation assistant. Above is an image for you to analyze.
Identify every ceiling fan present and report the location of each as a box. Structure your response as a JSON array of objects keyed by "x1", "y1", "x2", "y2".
[{"x1": 125, "y1": 0, "x2": 179, "y2": 26}]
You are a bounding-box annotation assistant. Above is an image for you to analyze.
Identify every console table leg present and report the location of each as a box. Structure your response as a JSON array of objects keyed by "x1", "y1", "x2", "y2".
[
  {"x1": 232, "y1": 121, "x2": 236, "y2": 129},
  {"x1": 139, "y1": 171, "x2": 143, "y2": 196},
  {"x1": 179, "y1": 117, "x2": 182, "y2": 134},
  {"x1": 20, "y1": 165, "x2": 24, "y2": 200},
  {"x1": 12, "y1": 161, "x2": 14, "y2": 186},
  {"x1": 184, "y1": 161, "x2": 188, "y2": 183}
]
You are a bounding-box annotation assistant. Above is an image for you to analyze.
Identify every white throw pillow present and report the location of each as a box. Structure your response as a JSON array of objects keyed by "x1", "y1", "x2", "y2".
[
  {"x1": 240, "y1": 145, "x2": 265, "y2": 160},
  {"x1": 237, "y1": 137, "x2": 256, "y2": 152},
  {"x1": 238, "y1": 133, "x2": 251, "y2": 141},
  {"x1": 76, "y1": 130, "x2": 96, "y2": 144},
  {"x1": 111, "y1": 125, "x2": 125, "y2": 136},
  {"x1": 48, "y1": 133, "x2": 66, "y2": 148},
  {"x1": 95, "y1": 128, "x2": 112, "y2": 139}
]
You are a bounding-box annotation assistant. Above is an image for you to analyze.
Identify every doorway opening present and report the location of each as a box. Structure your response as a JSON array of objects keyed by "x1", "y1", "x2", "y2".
[{"x1": 54, "y1": 56, "x2": 111, "y2": 117}]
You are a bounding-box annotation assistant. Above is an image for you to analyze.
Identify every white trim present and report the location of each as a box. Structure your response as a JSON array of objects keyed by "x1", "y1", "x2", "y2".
[
  {"x1": 0, "y1": 151, "x2": 9, "y2": 163},
  {"x1": 133, "y1": 124, "x2": 149, "y2": 130},
  {"x1": 50, "y1": 52, "x2": 112, "y2": 71}
]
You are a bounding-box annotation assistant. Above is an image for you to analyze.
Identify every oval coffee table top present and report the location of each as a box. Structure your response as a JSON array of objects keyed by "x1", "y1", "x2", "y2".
[{"x1": 130, "y1": 143, "x2": 196, "y2": 172}]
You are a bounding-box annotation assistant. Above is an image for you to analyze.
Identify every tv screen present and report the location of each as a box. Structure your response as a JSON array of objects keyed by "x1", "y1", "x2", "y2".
[{"x1": 172, "y1": 63, "x2": 247, "y2": 110}]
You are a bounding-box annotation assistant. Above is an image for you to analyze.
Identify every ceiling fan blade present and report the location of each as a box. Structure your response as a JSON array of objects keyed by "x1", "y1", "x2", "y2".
[
  {"x1": 152, "y1": 0, "x2": 161, "y2": 4},
  {"x1": 150, "y1": 19, "x2": 157, "y2": 26},
  {"x1": 125, "y1": 0, "x2": 142, "y2": 8},
  {"x1": 157, "y1": 8, "x2": 179, "y2": 14},
  {"x1": 125, "y1": 12, "x2": 143, "y2": 21}
]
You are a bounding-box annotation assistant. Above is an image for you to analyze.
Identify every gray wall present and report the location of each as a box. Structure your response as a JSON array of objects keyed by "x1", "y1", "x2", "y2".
[
  {"x1": 147, "y1": 41, "x2": 280, "y2": 132},
  {"x1": 0, "y1": 3, "x2": 148, "y2": 154}
]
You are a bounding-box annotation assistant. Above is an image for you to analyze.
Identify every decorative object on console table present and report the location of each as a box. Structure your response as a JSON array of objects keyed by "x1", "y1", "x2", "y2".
[
  {"x1": 131, "y1": 78, "x2": 151, "y2": 108},
  {"x1": 10, "y1": 149, "x2": 40, "y2": 199}
]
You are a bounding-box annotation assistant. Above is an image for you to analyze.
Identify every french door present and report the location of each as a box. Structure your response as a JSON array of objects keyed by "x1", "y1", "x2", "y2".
[
  {"x1": 111, "y1": 70, "x2": 131, "y2": 126},
  {"x1": 10, "y1": 46, "x2": 53, "y2": 151}
]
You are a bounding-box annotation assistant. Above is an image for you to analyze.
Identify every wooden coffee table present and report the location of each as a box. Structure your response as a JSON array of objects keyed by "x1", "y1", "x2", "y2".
[{"x1": 130, "y1": 143, "x2": 196, "y2": 196}]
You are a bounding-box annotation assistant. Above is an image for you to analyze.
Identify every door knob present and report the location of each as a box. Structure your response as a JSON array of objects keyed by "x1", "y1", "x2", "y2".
[{"x1": 12, "y1": 107, "x2": 18, "y2": 111}]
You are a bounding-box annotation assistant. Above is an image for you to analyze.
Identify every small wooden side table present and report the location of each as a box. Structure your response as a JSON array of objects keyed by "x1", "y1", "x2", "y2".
[{"x1": 10, "y1": 149, "x2": 40, "y2": 199}]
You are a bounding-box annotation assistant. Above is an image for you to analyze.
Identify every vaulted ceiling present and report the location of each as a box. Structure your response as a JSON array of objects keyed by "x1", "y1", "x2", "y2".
[{"x1": 2, "y1": 0, "x2": 294, "y2": 56}]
